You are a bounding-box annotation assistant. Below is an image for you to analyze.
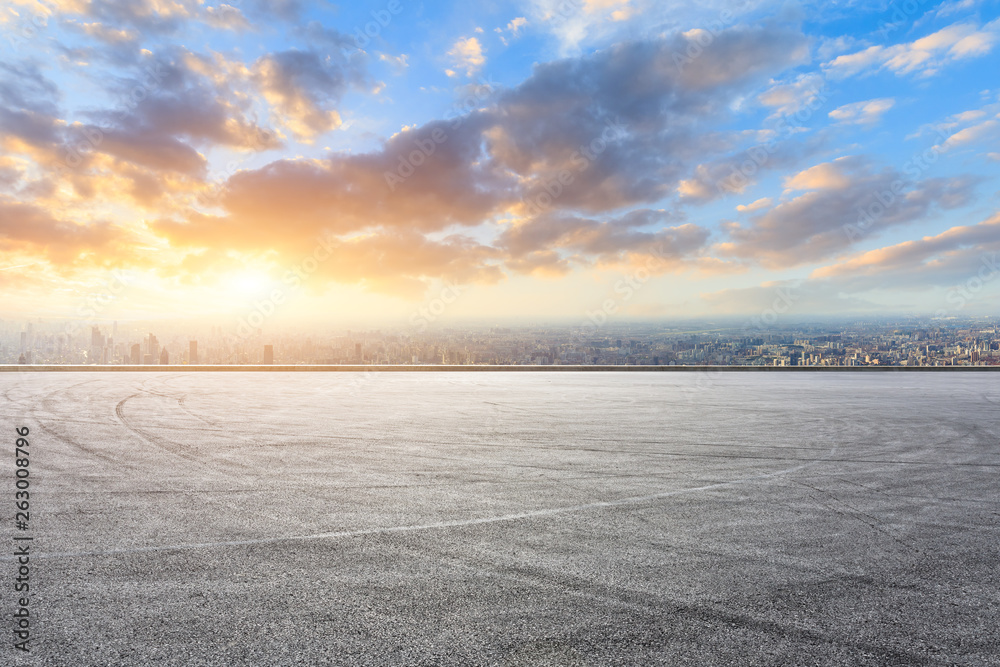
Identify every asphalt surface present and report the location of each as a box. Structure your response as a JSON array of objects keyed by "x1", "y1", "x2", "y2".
[{"x1": 1, "y1": 371, "x2": 998, "y2": 666}]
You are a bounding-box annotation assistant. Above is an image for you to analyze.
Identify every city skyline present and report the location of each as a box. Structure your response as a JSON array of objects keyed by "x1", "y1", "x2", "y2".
[
  {"x1": 7, "y1": 316, "x2": 1000, "y2": 367},
  {"x1": 2, "y1": 1, "x2": 1000, "y2": 323}
]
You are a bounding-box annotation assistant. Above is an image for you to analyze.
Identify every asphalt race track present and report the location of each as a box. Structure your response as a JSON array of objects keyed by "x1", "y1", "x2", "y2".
[{"x1": 2, "y1": 372, "x2": 998, "y2": 665}]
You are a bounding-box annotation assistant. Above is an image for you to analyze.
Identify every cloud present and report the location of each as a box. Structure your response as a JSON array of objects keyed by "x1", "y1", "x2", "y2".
[
  {"x1": 309, "y1": 232, "x2": 505, "y2": 296},
  {"x1": 379, "y1": 53, "x2": 409, "y2": 73},
  {"x1": 58, "y1": 0, "x2": 198, "y2": 35},
  {"x1": 736, "y1": 197, "x2": 772, "y2": 212},
  {"x1": 65, "y1": 19, "x2": 139, "y2": 46},
  {"x1": 935, "y1": 119, "x2": 1000, "y2": 150},
  {"x1": 508, "y1": 16, "x2": 527, "y2": 35},
  {"x1": 0, "y1": 23, "x2": 816, "y2": 298},
  {"x1": 446, "y1": 37, "x2": 486, "y2": 77},
  {"x1": 497, "y1": 209, "x2": 707, "y2": 272},
  {"x1": 828, "y1": 98, "x2": 895, "y2": 125},
  {"x1": 496, "y1": 17, "x2": 528, "y2": 46},
  {"x1": 0, "y1": 197, "x2": 126, "y2": 265},
  {"x1": 527, "y1": 0, "x2": 637, "y2": 53},
  {"x1": 253, "y1": 49, "x2": 367, "y2": 141},
  {"x1": 811, "y1": 212, "x2": 1000, "y2": 287},
  {"x1": 157, "y1": 226, "x2": 506, "y2": 297},
  {"x1": 486, "y1": 26, "x2": 809, "y2": 212},
  {"x1": 758, "y1": 73, "x2": 826, "y2": 118},
  {"x1": 701, "y1": 279, "x2": 877, "y2": 317},
  {"x1": 783, "y1": 157, "x2": 858, "y2": 190},
  {"x1": 153, "y1": 112, "x2": 511, "y2": 258},
  {"x1": 824, "y1": 19, "x2": 1000, "y2": 78},
  {"x1": 718, "y1": 157, "x2": 981, "y2": 268},
  {"x1": 141, "y1": 25, "x2": 812, "y2": 295},
  {"x1": 933, "y1": 0, "x2": 981, "y2": 19},
  {"x1": 202, "y1": 4, "x2": 250, "y2": 31},
  {"x1": 75, "y1": 50, "x2": 281, "y2": 170}
]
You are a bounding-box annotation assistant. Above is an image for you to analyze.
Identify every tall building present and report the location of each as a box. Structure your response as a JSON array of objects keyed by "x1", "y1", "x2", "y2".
[
  {"x1": 147, "y1": 334, "x2": 159, "y2": 363},
  {"x1": 355, "y1": 342, "x2": 362, "y2": 361},
  {"x1": 263, "y1": 344, "x2": 273, "y2": 365},
  {"x1": 189, "y1": 340, "x2": 198, "y2": 365},
  {"x1": 159, "y1": 348, "x2": 169, "y2": 365},
  {"x1": 90, "y1": 326, "x2": 105, "y2": 365},
  {"x1": 130, "y1": 343, "x2": 141, "y2": 364}
]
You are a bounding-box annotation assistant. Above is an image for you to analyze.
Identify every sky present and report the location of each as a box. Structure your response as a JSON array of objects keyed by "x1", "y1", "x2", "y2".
[{"x1": 1, "y1": 0, "x2": 1000, "y2": 329}]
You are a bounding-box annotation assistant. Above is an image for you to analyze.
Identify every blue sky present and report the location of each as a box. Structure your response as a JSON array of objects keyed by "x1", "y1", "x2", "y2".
[{"x1": 1, "y1": 0, "x2": 999, "y2": 325}]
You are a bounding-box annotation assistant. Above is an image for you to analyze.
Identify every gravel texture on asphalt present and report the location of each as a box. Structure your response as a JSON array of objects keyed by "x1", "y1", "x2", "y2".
[{"x1": 1, "y1": 371, "x2": 998, "y2": 666}]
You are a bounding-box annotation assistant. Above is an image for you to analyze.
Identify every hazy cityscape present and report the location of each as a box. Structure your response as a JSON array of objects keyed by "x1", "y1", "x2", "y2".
[{"x1": 4, "y1": 317, "x2": 1000, "y2": 367}]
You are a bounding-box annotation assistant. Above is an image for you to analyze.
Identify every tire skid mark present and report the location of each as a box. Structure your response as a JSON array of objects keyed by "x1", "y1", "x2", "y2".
[
  {"x1": 29, "y1": 377, "x2": 137, "y2": 469},
  {"x1": 427, "y1": 552, "x2": 930, "y2": 665},
  {"x1": 116, "y1": 381, "x2": 254, "y2": 477},
  {"x1": 114, "y1": 392, "x2": 214, "y2": 473},
  {"x1": 14, "y1": 442, "x2": 838, "y2": 561}
]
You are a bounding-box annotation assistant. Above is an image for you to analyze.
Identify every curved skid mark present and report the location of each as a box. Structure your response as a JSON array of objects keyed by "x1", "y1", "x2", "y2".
[
  {"x1": 30, "y1": 378, "x2": 133, "y2": 467},
  {"x1": 15, "y1": 446, "x2": 835, "y2": 561},
  {"x1": 115, "y1": 393, "x2": 218, "y2": 471},
  {"x1": 137, "y1": 375, "x2": 221, "y2": 427},
  {"x1": 115, "y1": 390, "x2": 253, "y2": 476}
]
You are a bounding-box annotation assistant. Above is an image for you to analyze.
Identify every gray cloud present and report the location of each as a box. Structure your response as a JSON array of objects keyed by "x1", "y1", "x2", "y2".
[
  {"x1": 719, "y1": 156, "x2": 981, "y2": 268},
  {"x1": 252, "y1": 48, "x2": 368, "y2": 140}
]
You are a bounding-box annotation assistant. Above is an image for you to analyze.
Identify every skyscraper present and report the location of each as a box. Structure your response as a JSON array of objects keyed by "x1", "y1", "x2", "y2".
[
  {"x1": 147, "y1": 334, "x2": 159, "y2": 363},
  {"x1": 90, "y1": 326, "x2": 105, "y2": 365},
  {"x1": 189, "y1": 340, "x2": 198, "y2": 365},
  {"x1": 130, "y1": 344, "x2": 141, "y2": 365},
  {"x1": 263, "y1": 345, "x2": 273, "y2": 365},
  {"x1": 159, "y1": 348, "x2": 169, "y2": 365}
]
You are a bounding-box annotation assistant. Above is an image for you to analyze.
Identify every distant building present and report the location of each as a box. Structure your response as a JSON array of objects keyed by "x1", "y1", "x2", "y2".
[
  {"x1": 355, "y1": 342, "x2": 362, "y2": 361},
  {"x1": 189, "y1": 340, "x2": 198, "y2": 365},
  {"x1": 159, "y1": 348, "x2": 169, "y2": 365},
  {"x1": 143, "y1": 353, "x2": 153, "y2": 365},
  {"x1": 146, "y1": 334, "x2": 159, "y2": 362},
  {"x1": 263, "y1": 345, "x2": 273, "y2": 365},
  {"x1": 130, "y1": 344, "x2": 141, "y2": 364},
  {"x1": 90, "y1": 326, "x2": 105, "y2": 365}
]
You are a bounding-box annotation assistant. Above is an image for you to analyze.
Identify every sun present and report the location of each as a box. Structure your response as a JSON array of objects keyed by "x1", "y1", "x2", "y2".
[{"x1": 226, "y1": 271, "x2": 271, "y2": 295}]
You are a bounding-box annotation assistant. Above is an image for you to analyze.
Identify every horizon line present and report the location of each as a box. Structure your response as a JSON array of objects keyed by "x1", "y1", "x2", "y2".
[{"x1": 1, "y1": 365, "x2": 996, "y2": 373}]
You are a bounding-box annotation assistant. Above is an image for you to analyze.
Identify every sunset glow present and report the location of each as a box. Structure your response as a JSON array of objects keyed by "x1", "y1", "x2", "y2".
[{"x1": 1, "y1": 0, "x2": 999, "y2": 327}]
